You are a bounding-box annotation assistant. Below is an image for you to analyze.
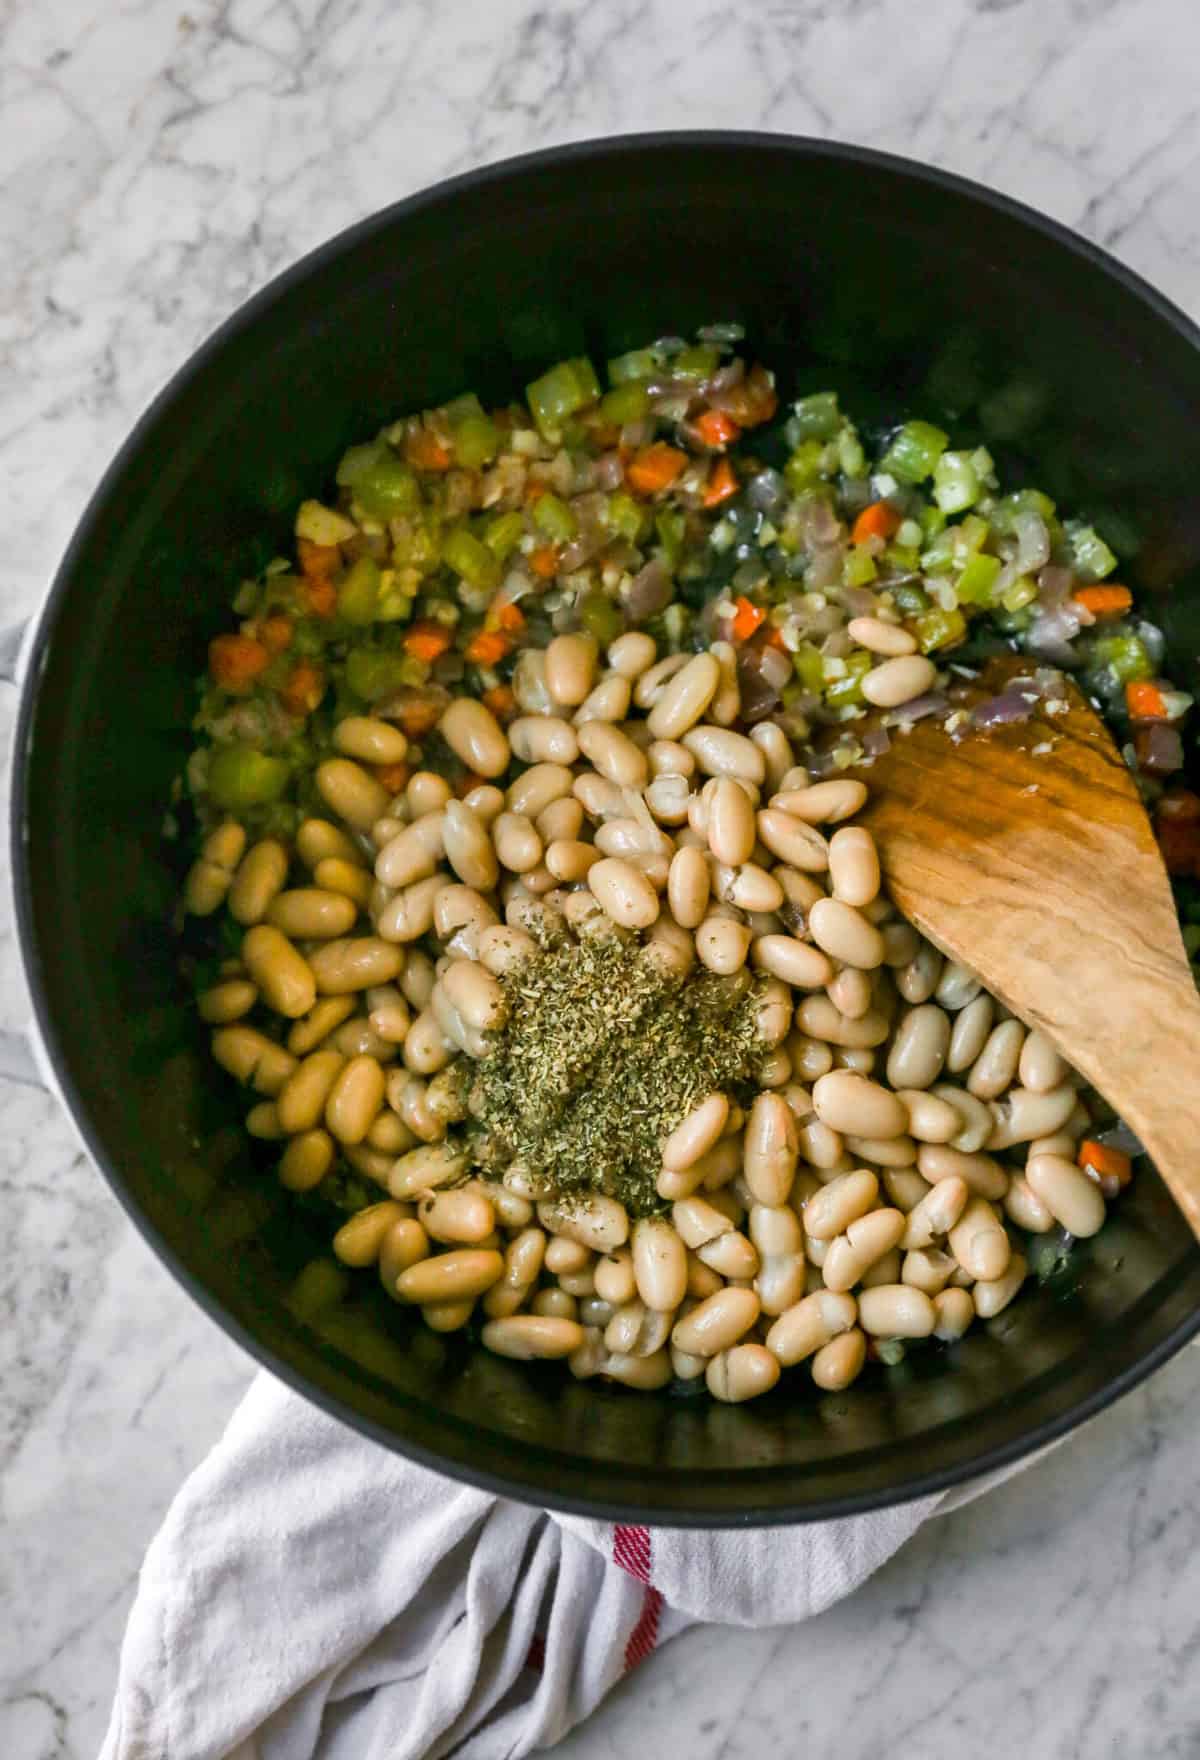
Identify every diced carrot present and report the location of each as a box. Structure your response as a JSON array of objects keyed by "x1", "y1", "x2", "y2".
[
  {"x1": 482, "y1": 683, "x2": 517, "y2": 722},
  {"x1": 297, "y1": 537, "x2": 340, "y2": 580},
  {"x1": 763, "y1": 625, "x2": 788, "y2": 652},
  {"x1": 395, "y1": 696, "x2": 443, "y2": 738},
  {"x1": 1072, "y1": 584, "x2": 1132, "y2": 619},
  {"x1": 627, "y1": 443, "x2": 688, "y2": 496},
  {"x1": 1126, "y1": 680, "x2": 1168, "y2": 719},
  {"x1": 523, "y1": 478, "x2": 548, "y2": 504},
  {"x1": 731, "y1": 596, "x2": 766, "y2": 642},
  {"x1": 305, "y1": 576, "x2": 338, "y2": 619},
  {"x1": 703, "y1": 456, "x2": 739, "y2": 509},
  {"x1": 1078, "y1": 1139, "x2": 1133, "y2": 1188},
  {"x1": 529, "y1": 544, "x2": 560, "y2": 579},
  {"x1": 258, "y1": 614, "x2": 294, "y2": 655},
  {"x1": 405, "y1": 428, "x2": 452, "y2": 472},
  {"x1": 492, "y1": 599, "x2": 527, "y2": 632},
  {"x1": 403, "y1": 620, "x2": 454, "y2": 663},
  {"x1": 464, "y1": 629, "x2": 513, "y2": 666},
  {"x1": 209, "y1": 634, "x2": 270, "y2": 694},
  {"x1": 279, "y1": 660, "x2": 325, "y2": 716},
  {"x1": 373, "y1": 761, "x2": 411, "y2": 795},
  {"x1": 851, "y1": 501, "x2": 902, "y2": 545},
  {"x1": 694, "y1": 407, "x2": 741, "y2": 448}
]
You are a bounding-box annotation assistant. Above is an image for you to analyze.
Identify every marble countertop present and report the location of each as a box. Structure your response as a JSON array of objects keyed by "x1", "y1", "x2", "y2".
[{"x1": 5, "y1": 0, "x2": 1200, "y2": 1754}]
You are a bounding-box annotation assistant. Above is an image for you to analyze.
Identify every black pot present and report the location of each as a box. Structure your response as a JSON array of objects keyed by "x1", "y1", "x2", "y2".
[{"x1": 16, "y1": 134, "x2": 1200, "y2": 1524}]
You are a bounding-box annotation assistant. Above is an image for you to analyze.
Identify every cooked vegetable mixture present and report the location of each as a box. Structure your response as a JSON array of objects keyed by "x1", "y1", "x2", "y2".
[{"x1": 178, "y1": 327, "x2": 1193, "y2": 1402}]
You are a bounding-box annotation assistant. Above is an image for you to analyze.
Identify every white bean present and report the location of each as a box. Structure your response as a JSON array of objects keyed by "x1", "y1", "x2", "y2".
[
  {"x1": 646, "y1": 652, "x2": 721, "y2": 740},
  {"x1": 682, "y1": 725, "x2": 765, "y2": 784},
  {"x1": 1025, "y1": 1154, "x2": 1106, "y2": 1238},
  {"x1": 857, "y1": 1284, "x2": 937, "y2": 1338},
  {"x1": 812, "y1": 1070, "x2": 908, "y2": 1138},
  {"x1": 440, "y1": 699, "x2": 510, "y2": 777},
  {"x1": 808, "y1": 898, "x2": 885, "y2": 970},
  {"x1": 588, "y1": 857, "x2": 659, "y2": 929},
  {"x1": 845, "y1": 616, "x2": 917, "y2": 657},
  {"x1": 861, "y1": 655, "x2": 937, "y2": 708},
  {"x1": 827, "y1": 827, "x2": 880, "y2": 907}
]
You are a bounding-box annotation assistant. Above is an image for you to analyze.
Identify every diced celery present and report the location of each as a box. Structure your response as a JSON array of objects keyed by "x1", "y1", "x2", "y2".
[
  {"x1": 784, "y1": 440, "x2": 825, "y2": 492},
  {"x1": 525, "y1": 357, "x2": 601, "y2": 437},
  {"x1": 345, "y1": 451, "x2": 420, "y2": 524},
  {"x1": 991, "y1": 489, "x2": 1057, "y2": 535},
  {"x1": 890, "y1": 582, "x2": 931, "y2": 615},
  {"x1": 655, "y1": 507, "x2": 685, "y2": 565},
  {"x1": 607, "y1": 347, "x2": 661, "y2": 384},
  {"x1": 916, "y1": 606, "x2": 967, "y2": 652},
  {"x1": 919, "y1": 504, "x2": 948, "y2": 541},
  {"x1": 970, "y1": 446, "x2": 997, "y2": 488},
  {"x1": 936, "y1": 514, "x2": 990, "y2": 575},
  {"x1": 955, "y1": 551, "x2": 1002, "y2": 607},
  {"x1": 607, "y1": 491, "x2": 646, "y2": 544},
  {"x1": 1065, "y1": 520, "x2": 1118, "y2": 582},
  {"x1": 532, "y1": 493, "x2": 578, "y2": 543},
  {"x1": 485, "y1": 511, "x2": 525, "y2": 560},
  {"x1": 345, "y1": 649, "x2": 410, "y2": 702},
  {"x1": 579, "y1": 590, "x2": 624, "y2": 644},
  {"x1": 451, "y1": 411, "x2": 500, "y2": 469},
  {"x1": 337, "y1": 442, "x2": 386, "y2": 487},
  {"x1": 1000, "y1": 575, "x2": 1038, "y2": 613},
  {"x1": 208, "y1": 745, "x2": 290, "y2": 811},
  {"x1": 295, "y1": 500, "x2": 358, "y2": 545},
  {"x1": 837, "y1": 427, "x2": 866, "y2": 477},
  {"x1": 338, "y1": 556, "x2": 381, "y2": 625},
  {"x1": 920, "y1": 531, "x2": 958, "y2": 575},
  {"x1": 443, "y1": 526, "x2": 500, "y2": 592},
  {"x1": 671, "y1": 344, "x2": 720, "y2": 381},
  {"x1": 599, "y1": 381, "x2": 651, "y2": 425},
  {"x1": 843, "y1": 546, "x2": 878, "y2": 589},
  {"x1": 825, "y1": 652, "x2": 873, "y2": 708},
  {"x1": 933, "y1": 450, "x2": 980, "y2": 514},
  {"x1": 791, "y1": 392, "x2": 841, "y2": 440},
  {"x1": 1092, "y1": 632, "x2": 1153, "y2": 685},
  {"x1": 791, "y1": 642, "x2": 825, "y2": 694},
  {"x1": 883, "y1": 543, "x2": 921, "y2": 574},
  {"x1": 880, "y1": 420, "x2": 948, "y2": 484}
]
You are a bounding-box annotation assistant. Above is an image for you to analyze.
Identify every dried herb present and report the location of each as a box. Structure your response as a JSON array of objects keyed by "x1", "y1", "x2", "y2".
[{"x1": 469, "y1": 935, "x2": 766, "y2": 1215}]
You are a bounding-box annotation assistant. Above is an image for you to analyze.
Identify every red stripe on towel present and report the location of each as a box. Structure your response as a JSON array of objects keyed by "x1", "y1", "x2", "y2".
[
  {"x1": 613, "y1": 1523, "x2": 651, "y2": 1582},
  {"x1": 613, "y1": 1525, "x2": 663, "y2": 1671},
  {"x1": 624, "y1": 1586, "x2": 664, "y2": 1671}
]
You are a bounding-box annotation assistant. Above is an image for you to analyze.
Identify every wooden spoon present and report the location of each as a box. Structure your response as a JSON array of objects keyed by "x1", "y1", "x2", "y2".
[{"x1": 855, "y1": 654, "x2": 1200, "y2": 1237}]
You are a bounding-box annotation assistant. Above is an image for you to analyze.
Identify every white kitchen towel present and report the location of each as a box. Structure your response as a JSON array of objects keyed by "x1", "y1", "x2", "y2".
[{"x1": 99, "y1": 1370, "x2": 1024, "y2": 1760}]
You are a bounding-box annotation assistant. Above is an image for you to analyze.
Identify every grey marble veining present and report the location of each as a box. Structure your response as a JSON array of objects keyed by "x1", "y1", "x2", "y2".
[{"x1": 4, "y1": 0, "x2": 1200, "y2": 1755}]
